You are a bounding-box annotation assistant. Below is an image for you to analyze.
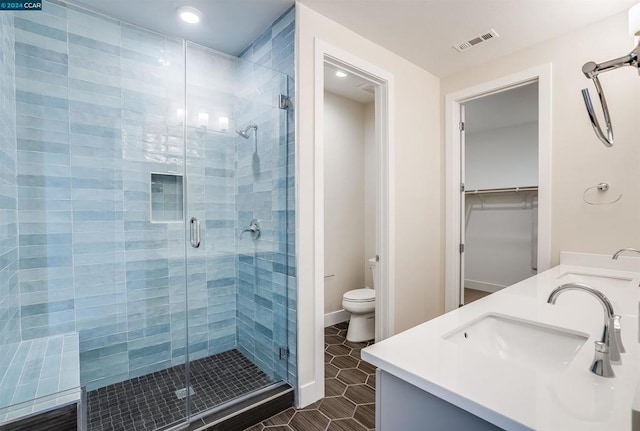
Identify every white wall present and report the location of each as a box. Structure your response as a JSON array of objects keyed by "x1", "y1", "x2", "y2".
[
  {"x1": 296, "y1": 3, "x2": 442, "y2": 406},
  {"x1": 465, "y1": 122, "x2": 538, "y2": 190},
  {"x1": 442, "y1": 11, "x2": 640, "y2": 267},
  {"x1": 323, "y1": 91, "x2": 366, "y2": 314}
]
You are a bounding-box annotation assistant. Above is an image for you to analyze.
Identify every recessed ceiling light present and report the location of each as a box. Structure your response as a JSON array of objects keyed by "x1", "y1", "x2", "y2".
[
  {"x1": 335, "y1": 71, "x2": 348, "y2": 78},
  {"x1": 177, "y1": 6, "x2": 201, "y2": 24}
]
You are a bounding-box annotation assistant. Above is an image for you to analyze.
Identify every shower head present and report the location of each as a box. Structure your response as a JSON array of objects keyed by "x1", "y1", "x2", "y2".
[{"x1": 235, "y1": 124, "x2": 258, "y2": 139}]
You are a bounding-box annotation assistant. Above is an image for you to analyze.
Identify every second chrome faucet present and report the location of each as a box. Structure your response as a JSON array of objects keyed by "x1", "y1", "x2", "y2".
[
  {"x1": 547, "y1": 283, "x2": 624, "y2": 378},
  {"x1": 612, "y1": 247, "x2": 640, "y2": 260}
]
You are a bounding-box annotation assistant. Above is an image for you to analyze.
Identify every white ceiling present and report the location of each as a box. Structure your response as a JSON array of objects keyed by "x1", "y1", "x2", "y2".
[
  {"x1": 465, "y1": 82, "x2": 538, "y2": 133},
  {"x1": 70, "y1": 1, "x2": 638, "y2": 77},
  {"x1": 324, "y1": 64, "x2": 376, "y2": 103},
  {"x1": 299, "y1": 0, "x2": 638, "y2": 77},
  {"x1": 72, "y1": 0, "x2": 294, "y2": 56}
]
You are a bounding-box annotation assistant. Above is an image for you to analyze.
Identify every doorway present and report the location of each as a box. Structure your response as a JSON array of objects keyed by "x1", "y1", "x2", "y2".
[
  {"x1": 322, "y1": 63, "x2": 377, "y2": 328},
  {"x1": 460, "y1": 83, "x2": 539, "y2": 305},
  {"x1": 445, "y1": 64, "x2": 551, "y2": 311},
  {"x1": 306, "y1": 40, "x2": 395, "y2": 405}
]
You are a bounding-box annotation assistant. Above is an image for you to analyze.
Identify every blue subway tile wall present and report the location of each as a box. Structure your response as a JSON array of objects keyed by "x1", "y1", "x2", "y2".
[
  {"x1": 68, "y1": 6, "x2": 129, "y2": 388},
  {"x1": 237, "y1": 7, "x2": 296, "y2": 386},
  {"x1": 11, "y1": 2, "x2": 188, "y2": 389},
  {"x1": 0, "y1": 13, "x2": 20, "y2": 375},
  {"x1": 4, "y1": 0, "x2": 296, "y2": 394},
  {"x1": 15, "y1": 2, "x2": 74, "y2": 345}
]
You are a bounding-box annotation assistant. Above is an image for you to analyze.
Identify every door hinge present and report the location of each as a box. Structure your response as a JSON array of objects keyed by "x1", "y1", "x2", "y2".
[
  {"x1": 460, "y1": 183, "x2": 465, "y2": 192},
  {"x1": 279, "y1": 346, "x2": 290, "y2": 360},
  {"x1": 459, "y1": 121, "x2": 465, "y2": 132},
  {"x1": 459, "y1": 243, "x2": 465, "y2": 253},
  {"x1": 279, "y1": 95, "x2": 291, "y2": 110}
]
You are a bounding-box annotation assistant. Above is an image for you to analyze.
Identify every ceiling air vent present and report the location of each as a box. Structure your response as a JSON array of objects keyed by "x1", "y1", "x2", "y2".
[{"x1": 453, "y1": 29, "x2": 499, "y2": 53}]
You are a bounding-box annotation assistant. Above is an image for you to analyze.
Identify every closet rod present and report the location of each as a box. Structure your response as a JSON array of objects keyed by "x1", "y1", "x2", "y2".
[{"x1": 465, "y1": 186, "x2": 538, "y2": 195}]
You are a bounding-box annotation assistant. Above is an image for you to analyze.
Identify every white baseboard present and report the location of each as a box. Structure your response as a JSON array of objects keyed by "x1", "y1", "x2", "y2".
[
  {"x1": 296, "y1": 380, "x2": 324, "y2": 408},
  {"x1": 464, "y1": 279, "x2": 506, "y2": 293},
  {"x1": 324, "y1": 309, "x2": 350, "y2": 327}
]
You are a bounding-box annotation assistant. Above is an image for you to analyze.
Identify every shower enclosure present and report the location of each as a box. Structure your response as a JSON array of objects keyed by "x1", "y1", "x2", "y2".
[{"x1": 0, "y1": 1, "x2": 296, "y2": 430}]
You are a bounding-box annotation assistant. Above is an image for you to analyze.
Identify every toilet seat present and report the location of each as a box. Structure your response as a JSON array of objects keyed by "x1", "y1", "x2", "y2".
[{"x1": 343, "y1": 288, "x2": 375, "y2": 303}]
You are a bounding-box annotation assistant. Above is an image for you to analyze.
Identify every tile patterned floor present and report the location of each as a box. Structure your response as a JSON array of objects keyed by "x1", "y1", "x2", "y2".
[
  {"x1": 87, "y1": 349, "x2": 274, "y2": 431},
  {"x1": 246, "y1": 322, "x2": 375, "y2": 431}
]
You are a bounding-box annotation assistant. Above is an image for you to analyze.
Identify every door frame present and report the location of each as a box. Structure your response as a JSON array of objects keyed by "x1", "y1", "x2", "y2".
[
  {"x1": 444, "y1": 64, "x2": 553, "y2": 312},
  {"x1": 298, "y1": 38, "x2": 395, "y2": 406}
]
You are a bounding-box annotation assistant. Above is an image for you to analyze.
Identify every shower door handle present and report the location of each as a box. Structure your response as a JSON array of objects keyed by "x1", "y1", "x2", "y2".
[{"x1": 190, "y1": 217, "x2": 201, "y2": 248}]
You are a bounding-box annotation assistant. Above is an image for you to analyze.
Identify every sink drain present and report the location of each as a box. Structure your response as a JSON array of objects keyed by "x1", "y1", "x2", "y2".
[{"x1": 174, "y1": 386, "x2": 195, "y2": 400}]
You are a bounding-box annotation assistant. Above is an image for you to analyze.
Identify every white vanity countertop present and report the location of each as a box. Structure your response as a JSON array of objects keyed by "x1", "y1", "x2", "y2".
[{"x1": 362, "y1": 253, "x2": 640, "y2": 431}]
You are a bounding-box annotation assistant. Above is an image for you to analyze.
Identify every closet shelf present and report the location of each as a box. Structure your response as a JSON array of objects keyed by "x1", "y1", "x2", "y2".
[{"x1": 465, "y1": 186, "x2": 538, "y2": 195}]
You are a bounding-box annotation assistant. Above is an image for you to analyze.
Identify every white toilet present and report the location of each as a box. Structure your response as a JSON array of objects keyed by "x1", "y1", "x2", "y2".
[{"x1": 342, "y1": 257, "x2": 377, "y2": 342}]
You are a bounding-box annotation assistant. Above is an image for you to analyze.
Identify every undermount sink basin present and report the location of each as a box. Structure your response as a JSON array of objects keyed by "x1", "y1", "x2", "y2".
[{"x1": 444, "y1": 314, "x2": 588, "y2": 372}]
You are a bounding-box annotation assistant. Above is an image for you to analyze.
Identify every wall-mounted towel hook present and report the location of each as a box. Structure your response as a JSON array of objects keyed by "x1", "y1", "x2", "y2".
[{"x1": 582, "y1": 182, "x2": 622, "y2": 206}]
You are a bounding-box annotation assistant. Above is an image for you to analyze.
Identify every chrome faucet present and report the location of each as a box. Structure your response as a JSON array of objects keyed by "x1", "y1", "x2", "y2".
[
  {"x1": 613, "y1": 314, "x2": 626, "y2": 354},
  {"x1": 547, "y1": 283, "x2": 622, "y2": 377},
  {"x1": 612, "y1": 248, "x2": 640, "y2": 260}
]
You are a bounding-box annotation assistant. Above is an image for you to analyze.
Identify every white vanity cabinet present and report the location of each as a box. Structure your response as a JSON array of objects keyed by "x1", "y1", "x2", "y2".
[{"x1": 376, "y1": 369, "x2": 502, "y2": 431}]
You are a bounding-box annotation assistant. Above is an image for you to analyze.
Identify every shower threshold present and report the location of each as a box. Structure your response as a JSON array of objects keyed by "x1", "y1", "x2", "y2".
[{"x1": 87, "y1": 349, "x2": 291, "y2": 431}]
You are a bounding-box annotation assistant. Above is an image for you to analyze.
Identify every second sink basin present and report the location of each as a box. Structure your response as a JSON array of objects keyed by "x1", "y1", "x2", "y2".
[{"x1": 443, "y1": 313, "x2": 588, "y2": 372}]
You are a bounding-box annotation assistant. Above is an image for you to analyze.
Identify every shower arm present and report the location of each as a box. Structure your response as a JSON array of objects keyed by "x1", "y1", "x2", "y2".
[{"x1": 581, "y1": 42, "x2": 640, "y2": 148}]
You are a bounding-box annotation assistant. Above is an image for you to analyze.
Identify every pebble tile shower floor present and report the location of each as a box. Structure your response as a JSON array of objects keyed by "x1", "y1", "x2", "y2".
[
  {"x1": 246, "y1": 322, "x2": 376, "y2": 431},
  {"x1": 87, "y1": 349, "x2": 274, "y2": 431}
]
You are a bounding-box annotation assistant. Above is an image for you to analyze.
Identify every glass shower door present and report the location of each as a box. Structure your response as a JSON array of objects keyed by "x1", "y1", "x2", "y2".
[{"x1": 183, "y1": 42, "x2": 291, "y2": 418}]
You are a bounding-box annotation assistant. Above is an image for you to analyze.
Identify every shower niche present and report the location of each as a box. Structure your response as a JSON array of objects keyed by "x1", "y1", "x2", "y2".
[{"x1": 150, "y1": 173, "x2": 184, "y2": 223}]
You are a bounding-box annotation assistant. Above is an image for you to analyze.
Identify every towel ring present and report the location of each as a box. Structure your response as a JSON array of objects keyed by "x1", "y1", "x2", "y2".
[{"x1": 582, "y1": 182, "x2": 622, "y2": 206}]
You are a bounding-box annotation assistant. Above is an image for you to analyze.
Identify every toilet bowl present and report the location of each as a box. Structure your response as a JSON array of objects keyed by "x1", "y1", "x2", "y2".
[{"x1": 342, "y1": 257, "x2": 377, "y2": 342}]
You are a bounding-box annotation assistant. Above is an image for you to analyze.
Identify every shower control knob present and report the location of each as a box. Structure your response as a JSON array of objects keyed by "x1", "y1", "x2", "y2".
[{"x1": 240, "y1": 219, "x2": 261, "y2": 239}]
